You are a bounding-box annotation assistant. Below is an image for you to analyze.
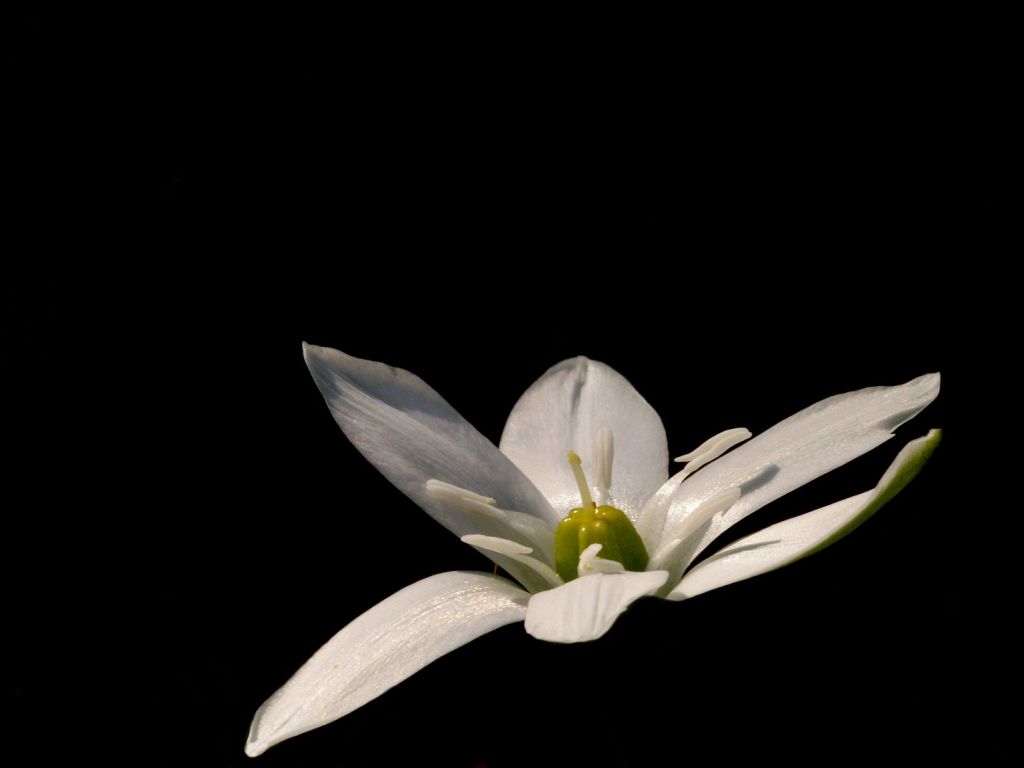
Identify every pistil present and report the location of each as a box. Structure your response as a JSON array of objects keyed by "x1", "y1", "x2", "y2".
[{"x1": 555, "y1": 449, "x2": 649, "y2": 582}]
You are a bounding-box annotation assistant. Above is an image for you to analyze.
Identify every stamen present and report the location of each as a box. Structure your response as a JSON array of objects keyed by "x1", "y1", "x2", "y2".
[
  {"x1": 636, "y1": 428, "x2": 750, "y2": 551},
  {"x1": 567, "y1": 451, "x2": 596, "y2": 509},
  {"x1": 462, "y1": 534, "x2": 532, "y2": 555},
  {"x1": 427, "y1": 478, "x2": 556, "y2": 564},
  {"x1": 594, "y1": 427, "x2": 614, "y2": 493},
  {"x1": 577, "y1": 542, "x2": 626, "y2": 576},
  {"x1": 673, "y1": 427, "x2": 752, "y2": 476},
  {"x1": 424, "y1": 479, "x2": 497, "y2": 506},
  {"x1": 461, "y1": 534, "x2": 563, "y2": 588},
  {"x1": 652, "y1": 486, "x2": 742, "y2": 565},
  {"x1": 425, "y1": 479, "x2": 504, "y2": 519}
]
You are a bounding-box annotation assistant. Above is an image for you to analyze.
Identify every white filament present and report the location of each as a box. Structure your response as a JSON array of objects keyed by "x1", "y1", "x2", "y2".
[{"x1": 567, "y1": 451, "x2": 595, "y2": 508}]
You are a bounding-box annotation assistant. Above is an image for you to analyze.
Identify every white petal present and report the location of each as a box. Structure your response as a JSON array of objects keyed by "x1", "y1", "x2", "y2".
[
  {"x1": 499, "y1": 357, "x2": 668, "y2": 519},
  {"x1": 304, "y1": 344, "x2": 559, "y2": 592},
  {"x1": 524, "y1": 570, "x2": 668, "y2": 643},
  {"x1": 246, "y1": 571, "x2": 529, "y2": 756},
  {"x1": 662, "y1": 373, "x2": 940, "y2": 572},
  {"x1": 669, "y1": 429, "x2": 942, "y2": 600}
]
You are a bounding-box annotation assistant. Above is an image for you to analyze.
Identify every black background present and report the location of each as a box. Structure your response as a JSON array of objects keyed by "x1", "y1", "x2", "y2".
[{"x1": 4, "y1": 9, "x2": 1011, "y2": 767}]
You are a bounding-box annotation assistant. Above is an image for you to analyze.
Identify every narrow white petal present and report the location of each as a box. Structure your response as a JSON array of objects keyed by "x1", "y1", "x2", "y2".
[
  {"x1": 668, "y1": 429, "x2": 942, "y2": 600},
  {"x1": 461, "y1": 534, "x2": 562, "y2": 589},
  {"x1": 303, "y1": 344, "x2": 559, "y2": 591},
  {"x1": 245, "y1": 571, "x2": 529, "y2": 756},
  {"x1": 500, "y1": 357, "x2": 668, "y2": 519},
  {"x1": 663, "y1": 373, "x2": 940, "y2": 571},
  {"x1": 524, "y1": 570, "x2": 668, "y2": 643}
]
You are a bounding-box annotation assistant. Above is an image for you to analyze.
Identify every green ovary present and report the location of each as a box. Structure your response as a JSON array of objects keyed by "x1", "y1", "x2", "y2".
[{"x1": 555, "y1": 505, "x2": 649, "y2": 582}]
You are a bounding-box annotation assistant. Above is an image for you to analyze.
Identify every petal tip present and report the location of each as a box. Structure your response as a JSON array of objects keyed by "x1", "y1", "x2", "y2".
[
  {"x1": 244, "y1": 720, "x2": 269, "y2": 758},
  {"x1": 245, "y1": 700, "x2": 283, "y2": 757},
  {"x1": 244, "y1": 696, "x2": 300, "y2": 757},
  {"x1": 897, "y1": 427, "x2": 942, "y2": 472},
  {"x1": 301, "y1": 343, "x2": 348, "y2": 383},
  {"x1": 548, "y1": 355, "x2": 593, "y2": 377},
  {"x1": 878, "y1": 373, "x2": 942, "y2": 431},
  {"x1": 301, "y1": 341, "x2": 319, "y2": 368},
  {"x1": 914, "y1": 371, "x2": 941, "y2": 395},
  {"x1": 302, "y1": 341, "x2": 326, "y2": 363},
  {"x1": 244, "y1": 741, "x2": 264, "y2": 758}
]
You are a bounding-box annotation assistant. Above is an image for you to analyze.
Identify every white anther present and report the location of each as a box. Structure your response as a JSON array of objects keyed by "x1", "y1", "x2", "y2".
[
  {"x1": 425, "y1": 479, "x2": 503, "y2": 518},
  {"x1": 428, "y1": 478, "x2": 556, "y2": 564},
  {"x1": 461, "y1": 534, "x2": 532, "y2": 556},
  {"x1": 425, "y1": 479, "x2": 496, "y2": 505},
  {"x1": 673, "y1": 428, "x2": 752, "y2": 476}
]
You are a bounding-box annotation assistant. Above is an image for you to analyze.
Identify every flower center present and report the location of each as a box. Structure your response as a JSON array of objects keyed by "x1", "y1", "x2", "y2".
[{"x1": 555, "y1": 451, "x2": 649, "y2": 581}]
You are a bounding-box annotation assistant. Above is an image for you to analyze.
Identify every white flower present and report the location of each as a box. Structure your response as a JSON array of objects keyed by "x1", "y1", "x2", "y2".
[{"x1": 245, "y1": 345, "x2": 940, "y2": 757}]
